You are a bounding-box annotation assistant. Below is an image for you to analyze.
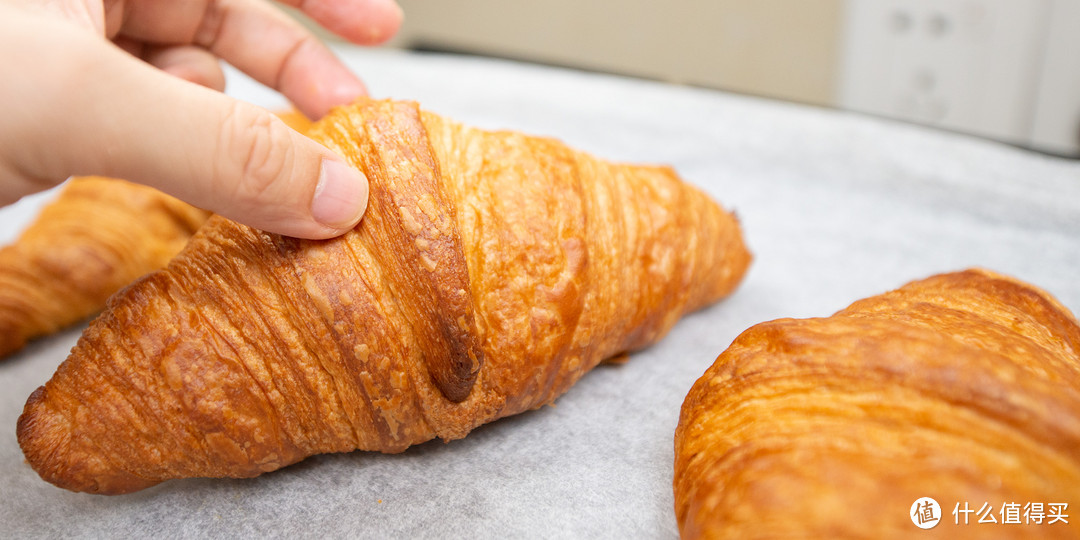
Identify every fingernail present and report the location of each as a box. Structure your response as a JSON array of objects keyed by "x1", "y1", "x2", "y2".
[{"x1": 312, "y1": 158, "x2": 368, "y2": 229}]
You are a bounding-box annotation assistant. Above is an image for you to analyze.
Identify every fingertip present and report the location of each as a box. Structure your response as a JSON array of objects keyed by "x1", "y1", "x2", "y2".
[
  {"x1": 310, "y1": 157, "x2": 369, "y2": 231},
  {"x1": 304, "y1": 0, "x2": 404, "y2": 45},
  {"x1": 226, "y1": 120, "x2": 367, "y2": 240},
  {"x1": 359, "y1": 0, "x2": 404, "y2": 45},
  {"x1": 325, "y1": 77, "x2": 369, "y2": 107},
  {"x1": 263, "y1": 126, "x2": 370, "y2": 239},
  {"x1": 294, "y1": 75, "x2": 368, "y2": 120}
]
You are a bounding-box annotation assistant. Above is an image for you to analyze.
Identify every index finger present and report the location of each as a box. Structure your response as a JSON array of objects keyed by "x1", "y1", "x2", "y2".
[{"x1": 120, "y1": 0, "x2": 402, "y2": 118}]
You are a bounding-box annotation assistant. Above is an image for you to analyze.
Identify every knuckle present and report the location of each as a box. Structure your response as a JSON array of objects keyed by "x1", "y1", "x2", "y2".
[{"x1": 217, "y1": 104, "x2": 295, "y2": 208}]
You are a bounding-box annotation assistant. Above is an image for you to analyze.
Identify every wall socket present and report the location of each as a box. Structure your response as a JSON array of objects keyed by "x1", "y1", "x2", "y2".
[{"x1": 838, "y1": 0, "x2": 1060, "y2": 150}]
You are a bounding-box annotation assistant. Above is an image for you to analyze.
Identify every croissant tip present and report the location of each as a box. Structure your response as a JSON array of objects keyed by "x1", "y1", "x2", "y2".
[{"x1": 17, "y1": 386, "x2": 158, "y2": 495}]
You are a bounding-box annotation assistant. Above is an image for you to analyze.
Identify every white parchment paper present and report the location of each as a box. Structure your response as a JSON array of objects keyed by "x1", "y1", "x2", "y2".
[{"x1": 1, "y1": 46, "x2": 1078, "y2": 538}]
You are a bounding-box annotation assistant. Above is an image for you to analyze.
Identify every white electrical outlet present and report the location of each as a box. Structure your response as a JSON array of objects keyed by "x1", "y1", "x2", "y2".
[{"x1": 839, "y1": 0, "x2": 1050, "y2": 145}]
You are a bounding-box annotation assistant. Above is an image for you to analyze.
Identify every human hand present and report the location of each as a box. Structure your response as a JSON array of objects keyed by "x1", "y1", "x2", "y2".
[{"x1": 0, "y1": 0, "x2": 402, "y2": 239}]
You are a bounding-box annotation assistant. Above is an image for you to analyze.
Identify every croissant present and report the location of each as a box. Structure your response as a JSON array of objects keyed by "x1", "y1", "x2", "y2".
[
  {"x1": 674, "y1": 269, "x2": 1080, "y2": 539},
  {"x1": 0, "y1": 177, "x2": 209, "y2": 359},
  {"x1": 17, "y1": 97, "x2": 751, "y2": 494}
]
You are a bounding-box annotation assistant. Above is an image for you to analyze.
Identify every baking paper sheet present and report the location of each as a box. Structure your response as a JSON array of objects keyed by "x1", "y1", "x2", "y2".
[{"x1": 2, "y1": 46, "x2": 1078, "y2": 538}]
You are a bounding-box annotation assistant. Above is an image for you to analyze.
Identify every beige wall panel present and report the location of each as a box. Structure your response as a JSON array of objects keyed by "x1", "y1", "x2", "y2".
[{"x1": 388, "y1": 0, "x2": 844, "y2": 106}]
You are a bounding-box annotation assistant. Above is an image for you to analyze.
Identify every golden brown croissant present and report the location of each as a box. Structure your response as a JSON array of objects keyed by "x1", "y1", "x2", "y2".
[
  {"x1": 0, "y1": 177, "x2": 209, "y2": 359},
  {"x1": 18, "y1": 97, "x2": 751, "y2": 494},
  {"x1": 674, "y1": 269, "x2": 1080, "y2": 539}
]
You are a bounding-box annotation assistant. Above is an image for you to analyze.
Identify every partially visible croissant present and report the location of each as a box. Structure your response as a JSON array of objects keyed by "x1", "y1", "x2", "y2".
[
  {"x1": 674, "y1": 269, "x2": 1080, "y2": 539},
  {"x1": 18, "y1": 97, "x2": 751, "y2": 494},
  {"x1": 0, "y1": 177, "x2": 209, "y2": 358},
  {"x1": 0, "y1": 110, "x2": 312, "y2": 360}
]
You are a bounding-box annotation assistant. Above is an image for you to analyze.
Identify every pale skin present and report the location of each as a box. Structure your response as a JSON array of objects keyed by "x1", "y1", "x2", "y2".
[{"x1": 0, "y1": 0, "x2": 403, "y2": 239}]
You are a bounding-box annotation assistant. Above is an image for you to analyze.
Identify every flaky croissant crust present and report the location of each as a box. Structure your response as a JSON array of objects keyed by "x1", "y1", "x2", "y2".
[
  {"x1": 674, "y1": 269, "x2": 1080, "y2": 539},
  {"x1": 18, "y1": 97, "x2": 750, "y2": 494}
]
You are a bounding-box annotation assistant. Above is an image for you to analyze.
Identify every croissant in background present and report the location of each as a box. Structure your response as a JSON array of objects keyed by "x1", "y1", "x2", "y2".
[
  {"x1": 0, "y1": 110, "x2": 312, "y2": 360},
  {"x1": 0, "y1": 177, "x2": 209, "y2": 359},
  {"x1": 18, "y1": 97, "x2": 751, "y2": 494},
  {"x1": 674, "y1": 269, "x2": 1080, "y2": 539}
]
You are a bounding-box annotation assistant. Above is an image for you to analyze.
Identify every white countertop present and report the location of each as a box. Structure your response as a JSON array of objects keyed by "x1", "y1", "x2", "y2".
[{"x1": 2, "y1": 45, "x2": 1079, "y2": 538}]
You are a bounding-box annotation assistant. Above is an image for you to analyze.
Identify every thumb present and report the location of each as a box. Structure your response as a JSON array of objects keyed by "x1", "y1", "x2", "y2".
[
  {"x1": 3, "y1": 18, "x2": 367, "y2": 239},
  {"x1": 155, "y1": 96, "x2": 371, "y2": 239}
]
